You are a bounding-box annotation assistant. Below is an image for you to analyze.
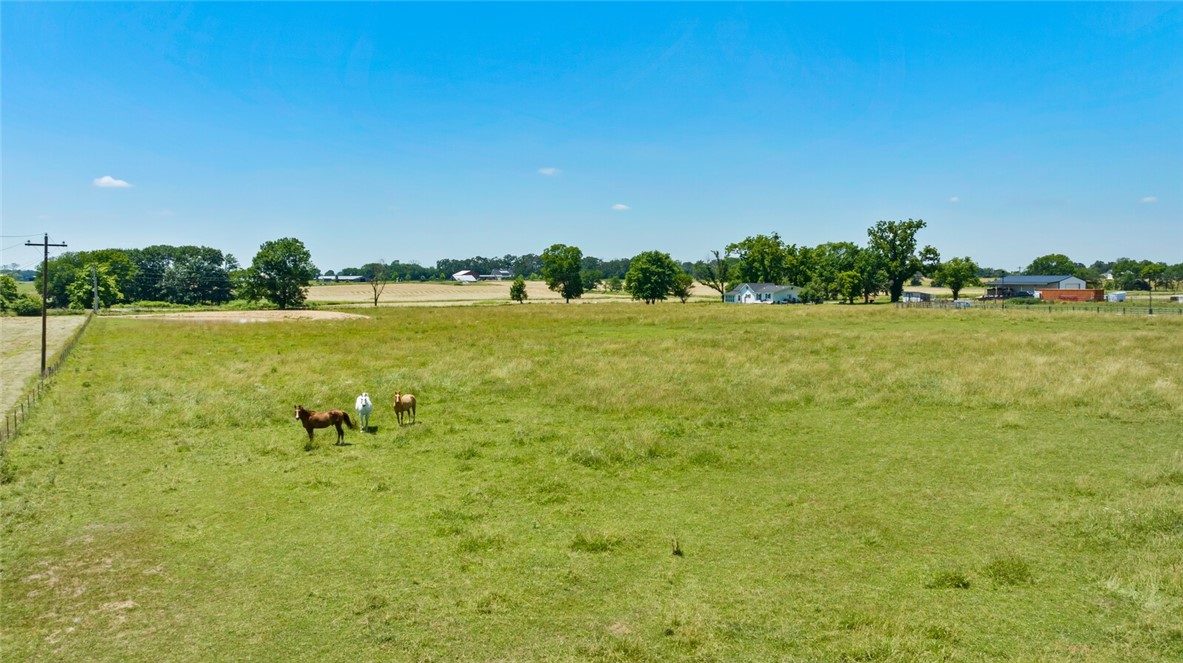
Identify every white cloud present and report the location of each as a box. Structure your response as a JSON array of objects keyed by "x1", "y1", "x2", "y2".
[
  {"x1": 94, "y1": 175, "x2": 132, "y2": 188},
  {"x1": 537, "y1": 167, "x2": 560, "y2": 176},
  {"x1": 948, "y1": 196, "x2": 960, "y2": 203},
  {"x1": 611, "y1": 203, "x2": 631, "y2": 211},
  {"x1": 1141, "y1": 196, "x2": 1158, "y2": 204}
]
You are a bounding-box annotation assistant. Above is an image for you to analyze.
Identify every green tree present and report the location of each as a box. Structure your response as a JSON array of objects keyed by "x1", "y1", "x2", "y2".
[
  {"x1": 729, "y1": 233, "x2": 788, "y2": 285},
  {"x1": 11, "y1": 292, "x2": 42, "y2": 316},
  {"x1": 160, "y1": 249, "x2": 237, "y2": 305},
  {"x1": 866, "y1": 219, "x2": 928, "y2": 303},
  {"x1": 694, "y1": 248, "x2": 736, "y2": 302},
  {"x1": 1024, "y1": 253, "x2": 1077, "y2": 276},
  {"x1": 541, "y1": 244, "x2": 584, "y2": 303},
  {"x1": 1140, "y1": 262, "x2": 1167, "y2": 291},
  {"x1": 836, "y1": 270, "x2": 862, "y2": 304},
  {"x1": 810, "y1": 242, "x2": 860, "y2": 300},
  {"x1": 1024, "y1": 253, "x2": 1096, "y2": 282},
  {"x1": 670, "y1": 271, "x2": 695, "y2": 303},
  {"x1": 1165, "y1": 263, "x2": 1183, "y2": 290},
  {"x1": 509, "y1": 275, "x2": 528, "y2": 303},
  {"x1": 0, "y1": 274, "x2": 18, "y2": 311},
  {"x1": 580, "y1": 268, "x2": 603, "y2": 292},
  {"x1": 40, "y1": 249, "x2": 137, "y2": 308},
  {"x1": 854, "y1": 247, "x2": 887, "y2": 303},
  {"x1": 240, "y1": 238, "x2": 318, "y2": 309},
  {"x1": 604, "y1": 276, "x2": 623, "y2": 292},
  {"x1": 67, "y1": 264, "x2": 123, "y2": 309},
  {"x1": 934, "y1": 257, "x2": 982, "y2": 300},
  {"x1": 625, "y1": 250, "x2": 681, "y2": 304}
]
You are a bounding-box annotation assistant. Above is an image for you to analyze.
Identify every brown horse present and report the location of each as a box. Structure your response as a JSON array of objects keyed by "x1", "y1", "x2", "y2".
[
  {"x1": 393, "y1": 391, "x2": 417, "y2": 426},
  {"x1": 294, "y1": 405, "x2": 357, "y2": 445}
]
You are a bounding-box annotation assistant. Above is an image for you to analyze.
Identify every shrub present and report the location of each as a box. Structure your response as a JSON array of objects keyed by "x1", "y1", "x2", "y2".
[{"x1": 12, "y1": 293, "x2": 42, "y2": 316}]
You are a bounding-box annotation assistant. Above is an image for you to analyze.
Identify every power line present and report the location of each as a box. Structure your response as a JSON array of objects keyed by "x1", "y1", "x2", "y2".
[{"x1": 25, "y1": 234, "x2": 68, "y2": 376}]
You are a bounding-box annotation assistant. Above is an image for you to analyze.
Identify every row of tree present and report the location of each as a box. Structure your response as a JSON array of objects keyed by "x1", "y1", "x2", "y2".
[
  {"x1": 30, "y1": 238, "x2": 319, "y2": 310},
  {"x1": 17, "y1": 225, "x2": 1183, "y2": 311},
  {"x1": 335, "y1": 254, "x2": 634, "y2": 284}
]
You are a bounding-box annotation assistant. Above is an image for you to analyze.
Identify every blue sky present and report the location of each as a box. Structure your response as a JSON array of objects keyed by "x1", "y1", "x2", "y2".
[{"x1": 3, "y1": 2, "x2": 1180, "y2": 273}]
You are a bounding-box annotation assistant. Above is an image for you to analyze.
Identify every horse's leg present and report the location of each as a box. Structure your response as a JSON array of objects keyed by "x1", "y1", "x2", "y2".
[
  {"x1": 306, "y1": 426, "x2": 314, "y2": 444},
  {"x1": 335, "y1": 421, "x2": 344, "y2": 445},
  {"x1": 411, "y1": 403, "x2": 416, "y2": 424}
]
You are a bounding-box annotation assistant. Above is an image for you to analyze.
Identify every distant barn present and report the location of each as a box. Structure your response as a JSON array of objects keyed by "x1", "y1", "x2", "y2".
[
  {"x1": 983, "y1": 275, "x2": 1102, "y2": 302},
  {"x1": 452, "y1": 270, "x2": 480, "y2": 283}
]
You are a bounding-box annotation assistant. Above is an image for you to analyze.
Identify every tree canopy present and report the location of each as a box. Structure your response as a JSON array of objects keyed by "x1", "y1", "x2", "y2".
[
  {"x1": 241, "y1": 237, "x2": 318, "y2": 309},
  {"x1": 866, "y1": 219, "x2": 932, "y2": 303},
  {"x1": 934, "y1": 257, "x2": 981, "y2": 300},
  {"x1": 625, "y1": 250, "x2": 682, "y2": 304},
  {"x1": 541, "y1": 244, "x2": 584, "y2": 303},
  {"x1": 729, "y1": 233, "x2": 789, "y2": 285}
]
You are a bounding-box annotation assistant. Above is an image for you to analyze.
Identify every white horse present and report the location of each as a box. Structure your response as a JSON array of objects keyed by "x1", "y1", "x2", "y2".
[{"x1": 355, "y1": 392, "x2": 374, "y2": 431}]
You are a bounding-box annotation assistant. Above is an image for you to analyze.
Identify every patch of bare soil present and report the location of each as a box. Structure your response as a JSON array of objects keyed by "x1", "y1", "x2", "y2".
[{"x1": 118, "y1": 310, "x2": 367, "y2": 322}]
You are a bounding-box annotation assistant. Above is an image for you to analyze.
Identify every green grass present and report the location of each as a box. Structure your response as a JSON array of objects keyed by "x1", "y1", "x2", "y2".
[{"x1": 2, "y1": 304, "x2": 1182, "y2": 661}]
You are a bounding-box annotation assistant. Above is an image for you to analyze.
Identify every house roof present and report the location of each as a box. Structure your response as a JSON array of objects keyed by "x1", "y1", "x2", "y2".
[
  {"x1": 725, "y1": 283, "x2": 795, "y2": 295},
  {"x1": 984, "y1": 275, "x2": 1078, "y2": 286}
]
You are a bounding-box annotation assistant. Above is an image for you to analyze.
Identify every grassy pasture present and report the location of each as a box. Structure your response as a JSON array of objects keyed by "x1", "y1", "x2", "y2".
[{"x1": 2, "y1": 305, "x2": 1182, "y2": 661}]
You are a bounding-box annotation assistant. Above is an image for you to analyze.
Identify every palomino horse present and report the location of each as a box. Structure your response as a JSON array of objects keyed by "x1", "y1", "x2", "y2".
[
  {"x1": 294, "y1": 405, "x2": 357, "y2": 445},
  {"x1": 393, "y1": 391, "x2": 417, "y2": 426},
  {"x1": 355, "y1": 392, "x2": 374, "y2": 431}
]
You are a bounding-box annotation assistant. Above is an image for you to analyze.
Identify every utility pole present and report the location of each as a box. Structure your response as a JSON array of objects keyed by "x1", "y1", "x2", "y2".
[{"x1": 25, "y1": 234, "x2": 68, "y2": 376}]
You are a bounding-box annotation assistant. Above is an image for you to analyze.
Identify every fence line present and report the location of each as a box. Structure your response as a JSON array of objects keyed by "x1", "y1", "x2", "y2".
[
  {"x1": 896, "y1": 301, "x2": 1183, "y2": 316},
  {"x1": 0, "y1": 312, "x2": 94, "y2": 450}
]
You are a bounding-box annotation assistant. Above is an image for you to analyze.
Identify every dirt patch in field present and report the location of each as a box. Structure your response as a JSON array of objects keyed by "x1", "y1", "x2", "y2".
[{"x1": 118, "y1": 310, "x2": 367, "y2": 322}]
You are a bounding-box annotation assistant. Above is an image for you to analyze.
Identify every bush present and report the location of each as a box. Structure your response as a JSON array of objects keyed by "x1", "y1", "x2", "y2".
[
  {"x1": 1005, "y1": 297, "x2": 1043, "y2": 306},
  {"x1": 797, "y1": 285, "x2": 826, "y2": 304},
  {"x1": 12, "y1": 293, "x2": 42, "y2": 316}
]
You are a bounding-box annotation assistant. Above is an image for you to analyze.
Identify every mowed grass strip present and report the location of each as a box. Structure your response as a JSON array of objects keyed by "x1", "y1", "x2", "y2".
[
  {"x1": 2, "y1": 305, "x2": 1182, "y2": 661},
  {"x1": 0, "y1": 315, "x2": 90, "y2": 415}
]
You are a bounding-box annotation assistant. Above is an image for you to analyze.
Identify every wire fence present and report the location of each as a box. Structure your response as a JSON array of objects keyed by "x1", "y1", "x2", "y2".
[
  {"x1": 896, "y1": 301, "x2": 1183, "y2": 316},
  {"x1": 1, "y1": 312, "x2": 94, "y2": 449}
]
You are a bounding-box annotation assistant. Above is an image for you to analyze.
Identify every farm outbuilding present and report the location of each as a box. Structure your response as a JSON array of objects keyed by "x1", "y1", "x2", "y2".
[
  {"x1": 452, "y1": 270, "x2": 480, "y2": 283},
  {"x1": 984, "y1": 275, "x2": 1087, "y2": 298},
  {"x1": 724, "y1": 283, "x2": 801, "y2": 304},
  {"x1": 901, "y1": 291, "x2": 932, "y2": 303}
]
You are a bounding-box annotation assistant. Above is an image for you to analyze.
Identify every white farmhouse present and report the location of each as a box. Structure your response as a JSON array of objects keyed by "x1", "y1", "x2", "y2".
[{"x1": 724, "y1": 283, "x2": 801, "y2": 304}]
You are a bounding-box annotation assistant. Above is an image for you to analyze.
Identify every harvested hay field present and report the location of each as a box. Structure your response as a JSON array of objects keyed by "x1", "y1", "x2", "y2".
[
  {"x1": 0, "y1": 315, "x2": 89, "y2": 415},
  {"x1": 307, "y1": 280, "x2": 716, "y2": 306}
]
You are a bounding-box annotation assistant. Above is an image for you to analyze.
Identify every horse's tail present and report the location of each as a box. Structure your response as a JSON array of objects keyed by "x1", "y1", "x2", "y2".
[{"x1": 344, "y1": 413, "x2": 357, "y2": 430}]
